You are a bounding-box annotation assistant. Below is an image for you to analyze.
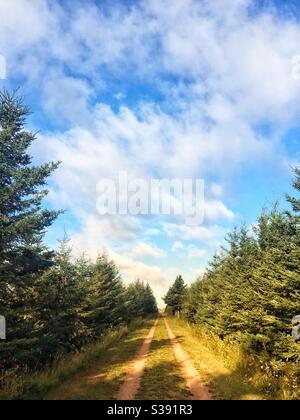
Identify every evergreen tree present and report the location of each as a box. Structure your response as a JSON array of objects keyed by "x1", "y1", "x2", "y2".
[
  {"x1": 35, "y1": 239, "x2": 88, "y2": 362},
  {"x1": 0, "y1": 90, "x2": 60, "y2": 368},
  {"x1": 286, "y1": 167, "x2": 300, "y2": 214},
  {"x1": 124, "y1": 280, "x2": 158, "y2": 319},
  {"x1": 164, "y1": 275, "x2": 186, "y2": 315},
  {"x1": 143, "y1": 283, "x2": 158, "y2": 315},
  {"x1": 182, "y1": 278, "x2": 204, "y2": 323},
  {"x1": 85, "y1": 253, "x2": 126, "y2": 338}
]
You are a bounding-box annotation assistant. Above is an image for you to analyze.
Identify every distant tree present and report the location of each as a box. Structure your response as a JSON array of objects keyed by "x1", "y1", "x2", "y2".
[
  {"x1": 124, "y1": 280, "x2": 143, "y2": 319},
  {"x1": 125, "y1": 280, "x2": 158, "y2": 319},
  {"x1": 143, "y1": 283, "x2": 158, "y2": 315},
  {"x1": 163, "y1": 275, "x2": 186, "y2": 316}
]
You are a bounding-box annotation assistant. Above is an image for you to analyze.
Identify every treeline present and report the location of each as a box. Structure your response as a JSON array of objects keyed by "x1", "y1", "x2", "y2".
[
  {"x1": 0, "y1": 91, "x2": 157, "y2": 372},
  {"x1": 165, "y1": 170, "x2": 300, "y2": 386}
]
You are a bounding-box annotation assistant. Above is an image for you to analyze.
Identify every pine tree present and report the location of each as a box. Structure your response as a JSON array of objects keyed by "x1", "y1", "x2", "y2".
[
  {"x1": 124, "y1": 280, "x2": 158, "y2": 319},
  {"x1": 163, "y1": 275, "x2": 186, "y2": 315},
  {"x1": 35, "y1": 239, "x2": 88, "y2": 362},
  {"x1": 286, "y1": 167, "x2": 300, "y2": 214},
  {"x1": 85, "y1": 253, "x2": 126, "y2": 338},
  {"x1": 125, "y1": 280, "x2": 147, "y2": 319},
  {"x1": 143, "y1": 283, "x2": 158, "y2": 315},
  {"x1": 0, "y1": 90, "x2": 60, "y2": 368},
  {"x1": 182, "y1": 278, "x2": 204, "y2": 323}
]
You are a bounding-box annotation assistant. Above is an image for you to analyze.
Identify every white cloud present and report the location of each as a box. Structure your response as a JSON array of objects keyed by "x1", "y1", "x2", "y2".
[
  {"x1": 0, "y1": 0, "x2": 54, "y2": 49},
  {"x1": 205, "y1": 200, "x2": 235, "y2": 223},
  {"x1": 2, "y1": 0, "x2": 300, "y2": 300},
  {"x1": 187, "y1": 246, "x2": 207, "y2": 259},
  {"x1": 2, "y1": 0, "x2": 300, "y2": 129},
  {"x1": 210, "y1": 183, "x2": 224, "y2": 199},
  {"x1": 191, "y1": 268, "x2": 207, "y2": 279},
  {"x1": 163, "y1": 222, "x2": 227, "y2": 244},
  {"x1": 42, "y1": 74, "x2": 95, "y2": 126},
  {"x1": 7, "y1": 0, "x2": 300, "y2": 179},
  {"x1": 111, "y1": 252, "x2": 166, "y2": 288},
  {"x1": 70, "y1": 215, "x2": 140, "y2": 260},
  {"x1": 171, "y1": 241, "x2": 184, "y2": 252},
  {"x1": 144, "y1": 227, "x2": 161, "y2": 236},
  {"x1": 102, "y1": 248, "x2": 174, "y2": 305},
  {"x1": 127, "y1": 242, "x2": 166, "y2": 259}
]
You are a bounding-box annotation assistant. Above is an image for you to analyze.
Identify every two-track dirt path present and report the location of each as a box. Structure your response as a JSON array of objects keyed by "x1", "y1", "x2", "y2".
[
  {"x1": 115, "y1": 316, "x2": 211, "y2": 400},
  {"x1": 46, "y1": 316, "x2": 212, "y2": 400},
  {"x1": 116, "y1": 319, "x2": 159, "y2": 400},
  {"x1": 163, "y1": 317, "x2": 211, "y2": 400}
]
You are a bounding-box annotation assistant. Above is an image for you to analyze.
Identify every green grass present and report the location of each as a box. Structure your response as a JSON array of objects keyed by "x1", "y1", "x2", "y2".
[
  {"x1": 137, "y1": 317, "x2": 191, "y2": 400},
  {"x1": 0, "y1": 318, "x2": 155, "y2": 400},
  {"x1": 167, "y1": 316, "x2": 298, "y2": 400}
]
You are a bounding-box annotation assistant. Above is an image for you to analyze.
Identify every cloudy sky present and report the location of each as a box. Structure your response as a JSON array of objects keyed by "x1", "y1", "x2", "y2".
[{"x1": 1, "y1": 0, "x2": 300, "y2": 302}]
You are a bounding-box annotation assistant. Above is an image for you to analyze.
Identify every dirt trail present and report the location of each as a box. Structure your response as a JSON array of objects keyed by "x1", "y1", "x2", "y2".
[
  {"x1": 164, "y1": 317, "x2": 212, "y2": 400},
  {"x1": 116, "y1": 318, "x2": 159, "y2": 400}
]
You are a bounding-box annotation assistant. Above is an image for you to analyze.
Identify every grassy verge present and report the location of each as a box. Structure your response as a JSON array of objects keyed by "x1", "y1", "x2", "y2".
[
  {"x1": 167, "y1": 316, "x2": 297, "y2": 400},
  {"x1": 0, "y1": 318, "x2": 155, "y2": 400},
  {"x1": 137, "y1": 317, "x2": 191, "y2": 400}
]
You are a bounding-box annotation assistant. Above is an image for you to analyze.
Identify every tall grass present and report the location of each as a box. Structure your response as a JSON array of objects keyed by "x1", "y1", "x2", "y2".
[
  {"x1": 0, "y1": 320, "x2": 143, "y2": 400},
  {"x1": 168, "y1": 317, "x2": 299, "y2": 400},
  {"x1": 194, "y1": 324, "x2": 297, "y2": 399}
]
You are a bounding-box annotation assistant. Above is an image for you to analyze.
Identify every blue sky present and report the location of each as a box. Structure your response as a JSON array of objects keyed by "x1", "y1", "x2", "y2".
[{"x1": 0, "y1": 0, "x2": 300, "y2": 302}]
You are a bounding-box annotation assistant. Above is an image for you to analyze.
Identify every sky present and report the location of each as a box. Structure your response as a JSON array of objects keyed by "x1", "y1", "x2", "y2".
[{"x1": 0, "y1": 0, "x2": 300, "y2": 303}]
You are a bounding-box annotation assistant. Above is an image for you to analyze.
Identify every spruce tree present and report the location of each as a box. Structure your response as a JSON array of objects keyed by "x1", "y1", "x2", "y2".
[
  {"x1": 0, "y1": 90, "x2": 60, "y2": 367},
  {"x1": 163, "y1": 275, "x2": 186, "y2": 315},
  {"x1": 125, "y1": 280, "x2": 147, "y2": 319},
  {"x1": 85, "y1": 253, "x2": 126, "y2": 337},
  {"x1": 124, "y1": 280, "x2": 158, "y2": 319},
  {"x1": 143, "y1": 283, "x2": 158, "y2": 315},
  {"x1": 36, "y1": 239, "x2": 88, "y2": 361},
  {"x1": 286, "y1": 167, "x2": 300, "y2": 214}
]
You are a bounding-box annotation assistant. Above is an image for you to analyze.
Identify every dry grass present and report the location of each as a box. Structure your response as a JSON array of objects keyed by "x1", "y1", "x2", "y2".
[
  {"x1": 46, "y1": 318, "x2": 155, "y2": 400},
  {"x1": 167, "y1": 316, "x2": 297, "y2": 400},
  {"x1": 2, "y1": 316, "x2": 296, "y2": 400},
  {"x1": 0, "y1": 318, "x2": 152, "y2": 400}
]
